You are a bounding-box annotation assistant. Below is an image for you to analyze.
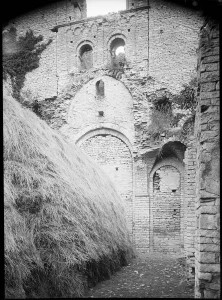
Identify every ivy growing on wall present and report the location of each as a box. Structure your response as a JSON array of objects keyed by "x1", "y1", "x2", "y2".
[{"x1": 3, "y1": 27, "x2": 52, "y2": 101}]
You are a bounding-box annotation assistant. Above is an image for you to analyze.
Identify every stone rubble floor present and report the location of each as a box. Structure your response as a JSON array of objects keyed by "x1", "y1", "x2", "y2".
[{"x1": 84, "y1": 253, "x2": 194, "y2": 298}]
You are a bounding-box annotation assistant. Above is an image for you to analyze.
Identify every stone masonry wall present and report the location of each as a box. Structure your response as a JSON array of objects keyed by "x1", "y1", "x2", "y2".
[
  {"x1": 148, "y1": 0, "x2": 203, "y2": 94},
  {"x1": 194, "y1": 18, "x2": 220, "y2": 298},
  {"x1": 183, "y1": 136, "x2": 197, "y2": 281},
  {"x1": 64, "y1": 75, "x2": 135, "y2": 144},
  {"x1": 3, "y1": 0, "x2": 87, "y2": 100},
  {"x1": 3, "y1": 1, "x2": 203, "y2": 100}
]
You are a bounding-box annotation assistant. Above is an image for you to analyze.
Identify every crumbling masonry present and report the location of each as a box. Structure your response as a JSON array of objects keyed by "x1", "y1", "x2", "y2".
[{"x1": 3, "y1": 0, "x2": 220, "y2": 298}]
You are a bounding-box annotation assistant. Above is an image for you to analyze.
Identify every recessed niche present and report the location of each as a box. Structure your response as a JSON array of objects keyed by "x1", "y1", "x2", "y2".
[{"x1": 98, "y1": 111, "x2": 104, "y2": 117}]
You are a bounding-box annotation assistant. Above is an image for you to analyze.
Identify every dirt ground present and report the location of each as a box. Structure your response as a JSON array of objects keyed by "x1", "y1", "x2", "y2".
[{"x1": 84, "y1": 253, "x2": 194, "y2": 298}]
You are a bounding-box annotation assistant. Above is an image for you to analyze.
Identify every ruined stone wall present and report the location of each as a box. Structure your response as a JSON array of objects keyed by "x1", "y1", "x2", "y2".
[
  {"x1": 183, "y1": 136, "x2": 197, "y2": 281},
  {"x1": 149, "y1": 0, "x2": 203, "y2": 94},
  {"x1": 65, "y1": 75, "x2": 135, "y2": 144},
  {"x1": 3, "y1": 1, "x2": 205, "y2": 256},
  {"x1": 55, "y1": 6, "x2": 149, "y2": 91},
  {"x1": 3, "y1": 1, "x2": 203, "y2": 99},
  {"x1": 195, "y1": 18, "x2": 220, "y2": 298},
  {"x1": 3, "y1": 0, "x2": 87, "y2": 100}
]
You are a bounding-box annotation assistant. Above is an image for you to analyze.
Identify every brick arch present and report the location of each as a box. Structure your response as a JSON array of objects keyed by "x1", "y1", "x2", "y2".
[
  {"x1": 107, "y1": 33, "x2": 127, "y2": 50},
  {"x1": 76, "y1": 126, "x2": 133, "y2": 157},
  {"x1": 150, "y1": 140, "x2": 187, "y2": 174},
  {"x1": 149, "y1": 158, "x2": 184, "y2": 179},
  {"x1": 149, "y1": 157, "x2": 185, "y2": 254},
  {"x1": 76, "y1": 40, "x2": 94, "y2": 70},
  {"x1": 76, "y1": 39, "x2": 95, "y2": 53}
]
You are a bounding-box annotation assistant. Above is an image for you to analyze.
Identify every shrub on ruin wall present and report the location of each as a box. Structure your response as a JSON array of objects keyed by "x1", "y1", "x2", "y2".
[
  {"x1": 173, "y1": 77, "x2": 197, "y2": 113},
  {"x1": 146, "y1": 78, "x2": 197, "y2": 143},
  {"x1": 4, "y1": 93, "x2": 134, "y2": 298},
  {"x1": 3, "y1": 27, "x2": 52, "y2": 101},
  {"x1": 106, "y1": 53, "x2": 128, "y2": 79}
]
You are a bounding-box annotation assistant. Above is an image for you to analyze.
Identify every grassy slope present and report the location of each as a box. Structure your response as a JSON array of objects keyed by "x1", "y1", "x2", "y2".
[{"x1": 4, "y1": 92, "x2": 133, "y2": 298}]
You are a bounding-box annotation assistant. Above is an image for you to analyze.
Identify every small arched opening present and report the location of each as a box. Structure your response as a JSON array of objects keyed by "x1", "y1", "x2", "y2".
[{"x1": 79, "y1": 44, "x2": 93, "y2": 70}]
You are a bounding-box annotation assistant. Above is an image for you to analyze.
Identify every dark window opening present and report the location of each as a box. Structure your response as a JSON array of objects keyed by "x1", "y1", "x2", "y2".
[
  {"x1": 72, "y1": 0, "x2": 79, "y2": 8},
  {"x1": 98, "y1": 111, "x2": 104, "y2": 117},
  {"x1": 201, "y1": 105, "x2": 209, "y2": 113},
  {"x1": 172, "y1": 189, "x2": 176, "y2": 193},
  {"x1": 96, "y1": 80, "x2": 105, "y2": 97},
  {"x1": 128, "y1": 29, "x2": 130, "y2": 32},
  {"x1": 79, "y1": 44, "x2": 93, "y2": 70},
  {"x1": 116, "y1": 167, "x2": 119, "y2": 171},
  {"x1": 153, "y1": 172, "x2": 160, "y2": 191}
]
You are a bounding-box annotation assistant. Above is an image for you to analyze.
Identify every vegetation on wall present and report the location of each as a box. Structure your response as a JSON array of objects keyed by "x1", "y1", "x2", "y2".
[
  {"x1": 3, "y1": 27, "x2": 52, "y2": 101},
  {"x1": 106, "y1": 53, "x2": 128, "y2": 79},
  {"x1": 146, "y1": 96, "x2": 174, "y2": 142},
  {"x1": 145, "y1": 78, "x2": 197, "y2": 143},
  {"x1": 173, "y1": 77, "x2": 197, "y2": 113}
]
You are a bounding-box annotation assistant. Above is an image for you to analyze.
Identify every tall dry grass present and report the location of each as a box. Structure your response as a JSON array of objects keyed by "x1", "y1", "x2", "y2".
[{"x1": 4, "y1": 92, "x2": 134, "y2": 298}]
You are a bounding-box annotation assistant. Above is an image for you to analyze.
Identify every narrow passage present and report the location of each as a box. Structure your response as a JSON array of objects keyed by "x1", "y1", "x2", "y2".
[{"x1": 84, "y1": 254, "x2": 194, "y2": 298}]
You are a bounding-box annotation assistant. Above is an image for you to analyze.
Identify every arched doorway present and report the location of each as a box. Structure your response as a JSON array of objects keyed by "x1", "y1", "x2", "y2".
[
  {"x1": 149, "y1": 141, "x2": 186, "y2": 254},
  {"x1": 152, "y1": 165, "x2": 182, "y2": 253},
  {"x1": 79, "y1": 133, "x2": 133, "y2": 236}
]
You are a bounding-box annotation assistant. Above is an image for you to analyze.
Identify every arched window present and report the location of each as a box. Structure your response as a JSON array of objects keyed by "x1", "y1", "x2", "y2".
[
  {"x1": 79, "y1": 44, "x2": 93, "y2": 70},
  {"x1": 96, "y1": 80, "x2": 105, "y2": 97},
  {"x1": 110, "y1": 38, "x2": 126, "y2": 69}
]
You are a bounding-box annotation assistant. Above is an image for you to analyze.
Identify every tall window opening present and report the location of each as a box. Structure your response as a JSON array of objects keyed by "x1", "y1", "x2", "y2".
[
  {"x1": 110, "y1": 38, "x2": 126, "y2": 69},
  {"x1": 96, "y1": 80, "x2": 105, "y2": 97},
  {"x1": 79, "y1": 44, "x2": 93, "y2": 70}
]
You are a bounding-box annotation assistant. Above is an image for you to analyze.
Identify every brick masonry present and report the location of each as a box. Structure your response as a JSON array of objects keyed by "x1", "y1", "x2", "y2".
[
  {"x1": 3, "y1": 0, "x2": 212, "y2": 275},
  {"x1": 194, "y1": 17, "x2": 220, "y2": 298},
  {"x1": 183, "y1": 135, "x2": 197, "y2": 281}
]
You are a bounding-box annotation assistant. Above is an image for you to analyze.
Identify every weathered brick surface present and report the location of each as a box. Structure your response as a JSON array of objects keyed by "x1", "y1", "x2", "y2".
[
  {"x1": 80, "y1": 134, "x2": 133, "y2": 237},
  {"x1": 195, "y1": 18, "x2": 220, "y2": 298},
  {"x1": 183, "y1": 136, "x2": 197, "y2": 281},
  {"x1": 148, "y1": 0, "x2": 203, "y2": 93}
]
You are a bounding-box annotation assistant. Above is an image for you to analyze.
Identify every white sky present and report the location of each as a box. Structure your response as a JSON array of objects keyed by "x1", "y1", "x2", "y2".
[{"x1": 86, "y1": 0, "x2": 126, "y2": 17}]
